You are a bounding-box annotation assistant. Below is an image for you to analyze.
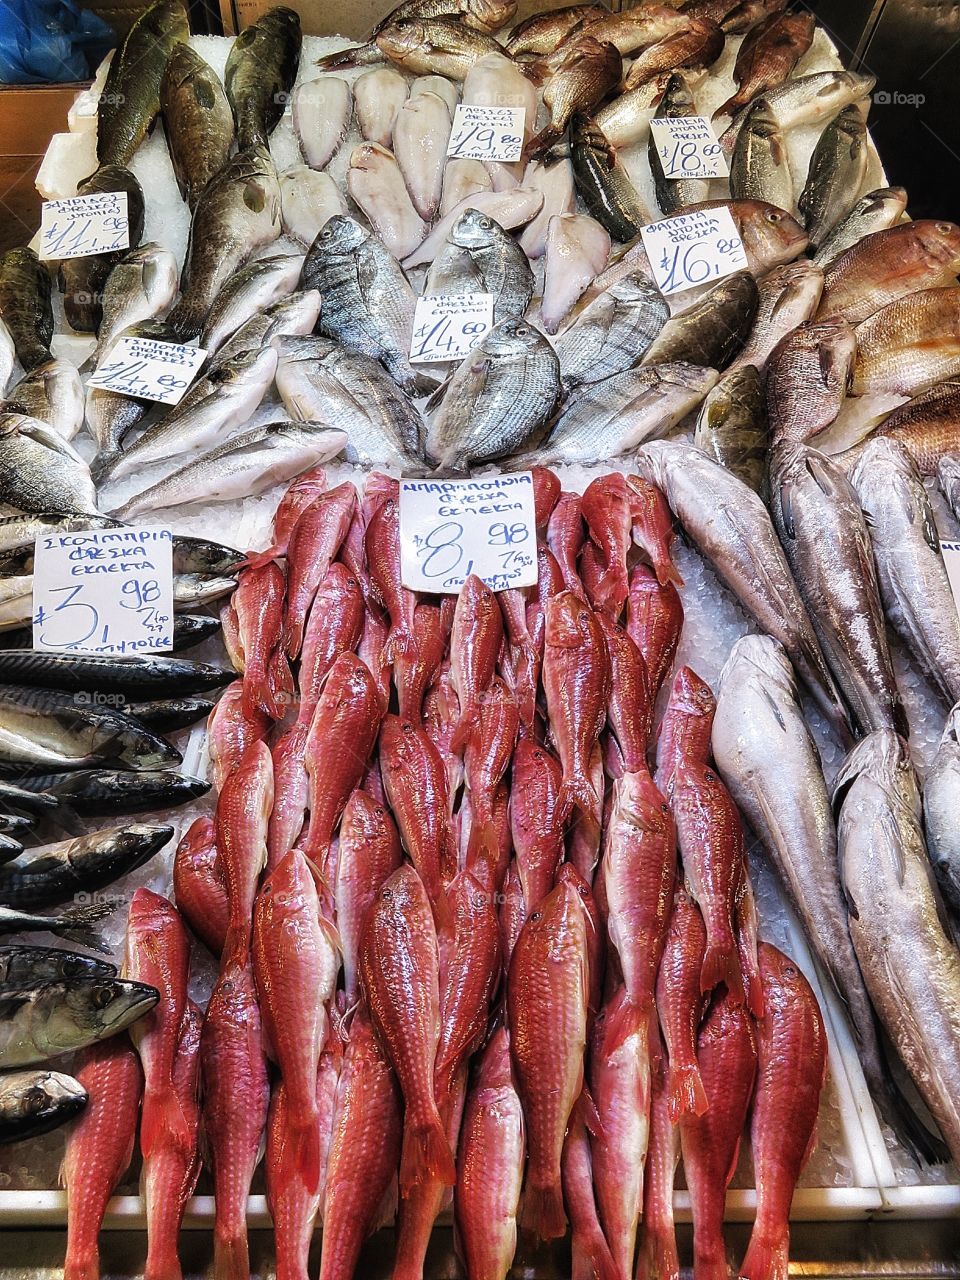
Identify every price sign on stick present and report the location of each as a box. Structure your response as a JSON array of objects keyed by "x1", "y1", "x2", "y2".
[
  {"x1": 33, "y1": 528, "x2": 174, "y2": 655},
  {"x1": 649, "y1": 116, "x2": 728, "y2": 180},
  {"x1": 400, "y1": 474, "x2": 538, "y2": 593},
  {"x1": 87, "y1": 336, "x2": 207, "y2": 406},
  {"x1": 39, "y1": 192, "x2": 129, "y2": 260},
  {"x1": 410, "y1": 294, "x2": 495, "y2": 363},
  {"x1": 447, "y1": 105, "x2": 525, "y2": 162},
  {"x1": 640, "y1": 206, "x2": 748, "y2": 296}
]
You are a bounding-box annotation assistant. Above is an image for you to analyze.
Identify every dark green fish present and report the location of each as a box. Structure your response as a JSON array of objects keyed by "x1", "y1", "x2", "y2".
[
  {"x1": 0, "y1": 1069, "x2": 87, "y2": 1141},
  {"x1": 643, "y1": 271, "x2": 759, "y2": 368},
  {"x1": 0, "y1": 823, "x2": 172, "y2": 909},
  {"x1": 58, "y1": 166, "x2": 145, "y2": 333},
  {"x1": 0, "y1": 652, "x2": 232, "y2": 698},
  {"x1": 225, "y1": 6, "x2": 302, "y2": 150},
  {"x1": 160, "y1": 43, "x2": 235, "y2": 209},
  {"x1": 0, "y1": 976, "x2": 158, "y2": 1066},
  {"x1": 0, "y1": 250, "x2": 52, "y2": 374}
]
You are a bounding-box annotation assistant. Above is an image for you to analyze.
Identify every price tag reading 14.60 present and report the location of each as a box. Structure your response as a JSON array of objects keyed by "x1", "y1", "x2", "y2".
[{"x1": 640, "y1": 206, "x2": 748, "y2": 296}]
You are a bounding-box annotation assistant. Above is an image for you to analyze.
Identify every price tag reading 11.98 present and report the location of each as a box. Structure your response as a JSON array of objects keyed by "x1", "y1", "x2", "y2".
[
  {"x1": 399, "y1": 474, "x2": 537, "y2": 594},
  {"x1": 32, "y1": 527, "x2": 174, "y2": 655},
  {"x1": 639, "y1": 206, "x2": 748, "y2": 296},
  {"x1": 87, "y1": 336, "x2": 207, "y2": 406},
  {"x1": 39, "y1": 191, "x2": 129, "y2": 261}
]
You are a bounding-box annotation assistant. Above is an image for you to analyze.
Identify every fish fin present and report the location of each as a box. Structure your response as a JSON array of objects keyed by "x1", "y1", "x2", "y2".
[
  {"x1": 711, "y1": 94, "x2": 740, "y2": 122},
  {"x1": 578, "y1": 1086, "x2": 604, "y2": 1142},
  {"x1": 601, "y1": 993, "x2": 648, "y2": 1056},
  {"x1": 739, "y1": 1230, "x2": 789, "y2": 1280},
  {"x1": 450, "y1": 703, "x2": 481, "y2": 755},
  {"x1": 140, "y1": 1086, "x2": 192, "y2": 1163},
  {"x1": 522, "y1": 1178, "x2": 567, "y2": 1240},
  {"x1": 571, "y1": 1234, "x2": 620, "y2": 1280},
  {"x1": 213, "y1": 1229, "x2": 249, "y2": 1280},
  {"x1": 667, "y1": 1060, "x2": 709, "y2": 1123},
  {"x1": 596, "y1": 566, "x2": 628, "y2": 615},
  {"x1": 400, "y1": 1112, "x2": 456, "y2": 1194},
  {"x1": 220, "y1": 924, "x2": 252, "y2": 970},
  {"x1": 735, "y1": 878, "x2": 764, "y2": 1019},
  {"x1": 557, "y1": 773, "x2": 601, "y2": 825},
  {"x1": 654, "y1": 556, "x2": 684, "y2": 589},
  {"x1": 523, "y1": 123, "x2": 563, "y2": 163},
  {"x1": 638, "y1": 1222, "x2": 681, "y2": 1280},
  {"x1": 700, "y1": 936, "x2": 745, "y2": 1006},
  {"x1": 315, "y1": 44, "x2": 369, "y2": 69}
]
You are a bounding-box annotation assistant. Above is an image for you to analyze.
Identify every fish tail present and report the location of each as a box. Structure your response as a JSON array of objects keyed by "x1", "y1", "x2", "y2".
[
  {"x1": 144, "y1": 1238, "x2": 184, "y2": 1280},
  {"x1": 654, "y1": 556, "x2": 684, "y2": 589},
  {"x1": 739, "y1": 1229, "x2": 790, "y2": 1280},
  {"x1": 637, "y1": 1223, "x2": 681, "y2": 1280},
  {"x1": 597, "y1": 565, "x2": 629, "y2": 615},
  {"x1": 557, "y1": 773, "x2": 600, "y2": 826},
  {"x1": 450, "y1": 703, "x2": 481, "y2": 755},
  {"x1": 711, "y1": 93, "x2": 740, "y2": 123},
  {"x1": 700, "y1": 937, "x2": 744, "y2": 1006},
  {"x1": 400, "y1": 1110, "x2": 456, "y2": 1194},
  {"x1": 603, "y1": 994, "x2": 648, "y2": 1055},
  {"x1": 523, "y1": 123, "x2": 563, "y2": 162},
  {"x1": 63, "y1": 1245, "x2": 100, "y2": 1280},
  {"x1": 291, "y1": 1112, "x2": 322, "y2": 1195},
  {"x1": 213, "y1": 1226, "x2": 251, "y2": 1280},
  {"x1": 54, "y1": 900, "x2": 116, "y2": 953},
  {"x1": 521, "y1": 1176, "x2": 567, "y2": 1241},
  {"x1": 221, "y1": 923, "x2": 252, "y2": 970},
  {"x1": 243, "y1": 546, "x2": 280, "y2": 572},
  {"x1": 667, "y1": 1061, "x2": 709, "y2": 1124}
]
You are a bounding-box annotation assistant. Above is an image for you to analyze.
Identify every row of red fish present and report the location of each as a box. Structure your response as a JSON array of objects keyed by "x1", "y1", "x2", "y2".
[{"x1": 59, "y1": 464, "x2": 827, "y2": 1280}]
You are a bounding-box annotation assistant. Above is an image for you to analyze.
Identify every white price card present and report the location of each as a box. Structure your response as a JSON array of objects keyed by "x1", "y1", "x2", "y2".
[
  {"x1": 640, "y1": 206, "x2": 748, "y2": 296},
  {"x1": 33, "y1": 527, "x2": 174, "y2": 655},
  {"x1": 39, "y1": 191, "x2": 129, "y2": 261},
  {"x1": 87, "y1": 336, "x2": 207, "y2": 406},
  {"x1": 400, "y1": 473, "x2": 538, "y2": 594},
  {"x1": 447, "y1": 104, "x2": 525, "y2": 162},
  {"x1": 649, "y1": 115, "x2": 728, "y2": 179},
  {"x1": 410, "y1": 293, "x2": 495, "y2": 364},
  {"x1": 941, "y1": 542, "x2": 960, "y2": 611}
]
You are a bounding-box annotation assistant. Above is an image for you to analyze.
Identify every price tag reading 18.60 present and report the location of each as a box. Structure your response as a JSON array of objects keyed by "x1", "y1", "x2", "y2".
[
  {"x1": 649, "y1": 115, "x2": 728, "y2": 180},
  {"x1": 640, "y1": 206, "x2": 748, "y2": 296},
  {"x1": 33, "y1": 527, "x2": 174, "y2": 656},
  {"x1": 446, "y1": 104, "x2": 525, "y2": 162},
  {"x1": 399, "y1": 473, "x2": 537, "y2": 594},
  {"x1": 87, "y1": 336, "x2": 207, "y2": 406}
]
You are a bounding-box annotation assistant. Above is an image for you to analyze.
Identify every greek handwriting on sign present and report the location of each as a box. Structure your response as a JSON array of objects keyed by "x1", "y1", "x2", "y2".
[
  {"x1": 640, "y1": 206, "x2": 748, "y2": 296},
  {"x1": 39, "y1": 191, "x2": 129, "y2": 261},
  {"x1": 649, "y1": 115, "x2": 728, "y2": 180},
  {"x1": 446, "y1": 104, "x2": 525, "y2": 162},
  {"x1": 32, "y1": 528, "x2": 175, "y2": 655},
  {"x1": 398, "y1": 473, "x2": 538, "y2": 594},
  {"x1": 87, "y1": 336, "x2": 207, "y2": 406},
  {"x1": 410, "y1": 294, "x2": 495, "y2": 364}
]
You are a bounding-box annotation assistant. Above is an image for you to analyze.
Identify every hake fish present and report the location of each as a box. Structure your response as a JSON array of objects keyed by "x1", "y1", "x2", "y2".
[
  {"x1": 798, "y1": 105, "x2": 868, "y2": 251},
  {"x1": 58, "y1": 166, "x2": 145, "y2": 333},
  {"x1": 224, "y1": 5, "x2": 302, "y2": 149},
  {"x1": 693, "y1": 364, "x2": 769, "y2": 492},
  {"x1": 449, "y1": 207, "x2": 535, "y2": 322},
  {"x1": 923, "y1": 704, "x2": 960, "y2": 923},
  {"x1": 0, "y1": 249, "x2": 53, "y2": 374},
  {"x1": 0, "y1": 976, "x2": 159, "y2": 1068},
  {"x1": 0, "y1": 414, "x2": 99, "y2": 516},
  {"x1": 160, "y1": 43, "x2": 235, "y2": 208},
  {"x1": 554, "y1": 271, "x2": 669, "y2": 390}
]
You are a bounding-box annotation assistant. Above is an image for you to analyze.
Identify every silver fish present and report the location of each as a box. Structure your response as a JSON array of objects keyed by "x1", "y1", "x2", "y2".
[
  {"x1": 693, "y1": 363, "x2": 769, "y2": 492},
  {"x1": 94, "y1": 243, "x2": 179, "y2": 364},
  {"x1": 393, "y1": 90, "x2": 452, "y2": 220},
  {"x1": 834, "y1": 730, "x2": 960, "y2": 1166},
  {"x1": 449, "y1": 207, "x2": 535, "y2": 322},
  {"x1": 0, "y1": 976, "x2": 158, "y2": 1068},
  {"x1": 172, "y1": 574, "x2": 237, "y2": 609},
  {"x1": 798, "y1": 105, "x2": 868, "y2": 251},
  {"x1": 280, "y1": 166, "x2": 346, "y2": 247},
  {"x1": 531, "y1": 363, "x2": 717, "y2": 465},
  {"x1": 730, "y1": 98, "x2": 793, "y2": 210},
  {"x1": 637, "y1": 439, "x2": 851, "y2": 738},
  {"x1": 595, "y1": 79, "x2": 663, "y2": 148},
  {"x1": 720, "y1": 70, "x2": 877, "y2": 155},
  {"x1": 425, "y1": 317, "x2": 561, "y2": 469},
  {"x1": 200, "y1": 252, "x2": 303, "y2": 356},
  {"x1": 0, "y1": 415, "x2": 98, "y2": 517},
  {"x1": 347, "y1": 142, "x2": 428, "y2": 260},
  {"x1": 765, "y1": 318, "x2": 856, "y2": 445},
  {"x1": 0, "y1": 1069, "x2": 87, "y2": 1142},
  {"x1": 293, "y1": 75, "x2": 352, "y2": 169},
  {"x1": 112, "y1": 421, "x2": 348, "y2": 518},
  {"x1": 403, "y1": 187, "x2": 544, "y2": 268},
  {"x1": 923, "y1": 704, "x2": 960, "y2": 922},
  {"x1": 354, "y1": 67, "x2": 409, "y2": 146},
  {"x1": 554, "y1": 271, "x2": 669, "y2": 389},
  {"x1": 4, "y1": 361, "x2": 84, "y2": 442},
  {"x1": 0, "y1": 823, "x2": 172, "y2": 910},
  {"x1": 649, "y1": 72, "x2": 709, "y2": 215},
  {"x1": 850, "y1": 437, "x2": 960, "y2": 705},
  {"x1": 938, "y1": 452, "x2": 960, "y2": 523},
  {"x1": 0, "y1": 321, "x2": 14, "y2": 400},
  {"x1": 643, "y1": 272, "x2": 759, "y2": 369},
  {"x1": 423, "y1": 241, "x2": 481, "y2": 297},
  {"x1": 727, "y1": 260, "x2": 824, "y2": 374},
  {"x1": 813, "y1": 186, "x2": 908, "y2": 270},
  {"x1": 208, "y1": 289, "x2": 321, "y2": 373},
  {"x1": 86, "y1": 387, "x2": 149, "y2": 486},
  {"x1": 769, "y1": 441, "x2": 904, "y2": 737},
  {"x1": 0, "y1": 515, "x2": 119, "y2": 555}
]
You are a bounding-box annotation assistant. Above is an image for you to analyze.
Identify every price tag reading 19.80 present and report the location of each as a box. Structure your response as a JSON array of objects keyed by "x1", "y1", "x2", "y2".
[
  {"x1": 649, "y1": 115, "x2": 728, "y2": 180},
  {"x1": 410, "y1": 293, "x2": 494, "y2": 364},
  {"x1": 447, "y1": 104, "x2": 525, "y2": 162},
  {"x1": 640, "y1": 206, "x2": 748, "y2": 297},
  {"x1": 39, "y1": 191, "x2": 129, "y2": 261},
  {"x1": 87, "y1": 336, "x2": 207, "y2": 406},
  {"x1": 399, "y1": 473, "x2": 537, "y2": 594},
  {"x1": 33, "y1": 527, "x2": 174, "y2": 656}
]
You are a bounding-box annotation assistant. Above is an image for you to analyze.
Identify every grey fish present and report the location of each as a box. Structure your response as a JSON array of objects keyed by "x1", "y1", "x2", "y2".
[
  {"x1": 693, "y1": 363, "x2": 769, "y2": 491},
  {"x1": 274, "y1": 335, "x2": 422, "y2": 465},
  {"x1": 449, "y1": 207, "x2": 534, "y2": 323},
  {"x1": 569, "y1": 113, "x2": 651, "y2": 244},
  {"x1": 4, "y1": 361, "x2": 84, "y2": 442},
  {"x1": 303, "y1": 214, "x2": 430, "y2": 396},
  {"x1": 172, "y1": 536, "x2": 245, "y2": 579},
  {"x1": 637, "y1": 439, "x2": 851, "y2": 739},
  {"x1": 0, "y1": 414, "x2": 98, "y2": 517},
  {"x1": 208, "y1": 289, "x2": 320, "y2": 373},
  {"x1": 168, "y1": 145, "x2": 282, "y2": 340},
  {"x1": 88, "y1": 318, "x2": 179, "y2": 481},
  {"x1": 94, "y1": 244, "x2": 179, "y2": 365},
  {"x1": 719, "y1": 70, "x2": 877, "y2": 156},
  {"x1": 769, "y1": 441, "x2": 905, "y2": 737},
  {"x1": 834, "y1": 730, "x2": 960, "y2": 1166},
  {"x1": 0, "y1": 651, "x2": 232, "y2": 697},
  {"x1": 0, "y1": 514, "x2": 119, "y2": 556},
  {"x1": 924, "y1": 705, "x2": 960, "y2": 928},
  {"x1": 0, "y1": 1069, "x2": 87, "y2": 1142},
  {"x1": 0, "y1": 946, "x2": 116, "y2": 988},
  {"x1": 0, "y1": 321, "x2": 15, "y2": 399},
  {"x1": 111, "y1": 420, "x2": 347, "y2": 518},
  {"x1": 422, "y1": 241, "x2": 481, "y2": 297},
  {"x1": 371, "y1": 0, "x2": 516, "y2": 38},
  {"x1": 0, "y1": 901, "x2": 117, "y2": 952},
  {"x1": 648, "y1": 72, "x2": 709, "y2": 215},
  {"x1": 160, "y1": 43, "x2": 235, "y2": 209},
  {"x1": 0, "y1": 976, "x2": 158, "y2": 1067},
  {"x1": 0, "y1": 578, "x2": 33, "y2": 633},
  {"x1": 200, "y1": 253, "x2": 303, "y2": 357},
  {"x1": 58, "y1": 166, "x2": 146, "y2": 333},
  {"x1": 0, "y1": 686, "x2": 181, "y2": 772},
  {"x1": 554, "y1": 271, "x2": 669, "y2": 390},
  {"x1": 813, "y1": 187, "x2": 909, "y2": 270},
  {"x1": 727, "y1": 260, "x2": 824, "y2": 374},
  {"x1": 0, "y1": 824, "x2": 172, "y2": 910},
  {"x1": 798, "y1": 105, "x2": 868, "y2": 252},
  {"x1": 764, "y1": 318, "x2": 856, "y2": 445},
  {"x1": 123, "y1": 698, "x2": 213, "y2": 732},
  {"x1": 224, "y1": 6, "x2": 302, "y2": 150},
  {"x1": 103, "y1": 345, "x2": 278, "y2": 482},
  {"x1": 7, "y1": 770, "x2": 206, "y2": 817},
  {"x1": 97, "y1": 0, "x2": 189, "y2": 166},
  {"x1": 643, "y1": 271, "x2": 759, "y2": 369},
  {"x1": 730, "y1": 98, "x2": 793, "y2": 211},
  {"x1": 0, "y1": 249, "x2": 53, "y2": 374},
  {"x1": 172, "y1": 574, "x2": 237, "y2": 609},
  {"x1": 0, "y1": 530, "x2": 241, "y2": 580},
  {"x1": 426, "y1": 317, "x2": 561, "y2": 469},
  {"x1": 528, "y1": 363, "x2": 718, "y2": 466},
  {"x1": 850, "y1": 437, "x2": 960, "y2": 705}
]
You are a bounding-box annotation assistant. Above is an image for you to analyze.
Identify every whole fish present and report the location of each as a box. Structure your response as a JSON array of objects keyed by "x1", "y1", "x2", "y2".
[
  {"x1": 505, "y1": 4, "x2": 601, "y2": 55},
  {"x1": 201, "y1": 254, "x2": 303, "y2": 356},
  {"x1": 529, "y1": 363, "x2": 718, "y2": 466},
  {"x1": 160, "y1": 44, "x2": 234, "y2": 208},
  {"x1": 655, "y1": 666, "x2": 716, "y2": 797},
  {"x1": 637, "y1": 440, "x2": 851, "y2": 737},
  {"x1": 798, "y1": 105, "x2": 868, "y2": 250},
  {"x1": 280, "y1": 167, "x2": 345, "y2": 244},
  {"x1": 405, "y1": 186, "x2": 545, "y2": 268},
  {"x1": 394, "y1": 91, "x2": 452, "y2": 220},
  {"x1": 4, "y1": 360, "x2": 84, "y2": 441},
  {"x1": 508, "y1": 875, "x2": 590, "y2": 1240},
  {"x1": 649, "y1": 73, "x2": 709, "y2": 214},
  {"x1": 541, "y1": 213, "x2": 610, "y2": 335},
  {"x1": 770, "y1": 441, "x2": 904, "y2": 736},
  {"x1": 441, "y1": 157, "x2": 492, "y2": 219},
  {"x1": 525, "y1": 35, "x2": 622, "y2": 160},
  {"x1": 765, "y1": 318, "x2": 855, "y2": 444},
  {"x1": 557, "y1": 6, "x2": 689, "y2": 59},
  {"x1": 283, "y1": 481, "x2": 356, "y2": 658},
  {"x1": 96, "y1": 0, "x2": 189, "y2": 166},
  {"x1": 694, "y1": 364, "x2": 769, "y2": 491},
  {"x1": 224, "y1": 6, "x2": 302, "y2": 149},
  {"x1": 395, "y1": 602, "x2": 445, "y2": 725},
  {"x1": 644, "y1": 272, "x2": 759, "y2": 369},
  {"x1": 561, "y1": 1096, "x2": 619, "y2": 1280},
  {"x1": 581, "y1": 471, "x2": 641, "y2": 618},
  {"x1": 597, "y1": 612, "x2": 651, "y2": 763},
  {"x1": 720, "y1": 69, "x2": 876, "y2": 154},
  {"x1": 852, "y1": 286, "x2": 960, "y2": 397},
  {"x1": 0, "y1": 945, "x2": 115, "y2": 987},
  {"x1": 740, "y1": 945, "x2": 827, "y2": 1280},
  {"x1": 0, "y1": 414, "x2": 97, "y2": 516},
  {"x1": 818, "y1": 220, "x2": 960, "y2": 325},
  {"x1": 656, "y1": 888, "x2": 708, "y2": 1120},
  {"x1": 60, "y1": 161, "x2": 147, "y2": 331},
  {"x1": 380, "y1": 715, "x2": 456, "y2": 911},
  {"x1": 335, "y1": 790, "x2": 402, "y2": 1006},
  {"x1": 813, "y1": 185, "x2": 908, "y2": 269},
  {"x1": 569, "y1": 113, "x2": 652, "y2": 243},
  {"x1": 728, "y1": 260, "x2": 824, "y2": 374},
  {"x1": 510, "y1": 737, "x2": 564, "y2": 912},
  {"x1": 595, "y1": 79, "x2": 665, "y2": 148},
  {"x1": 851, "y1": 438, "x2": 960, "y2": 705},
  {"x1": 62, "y1": 1040, "x2": 141, "y2": 1278},
  {"x1": 172, "y1": 817, "x2": 227, "y2": 958},
  {"x1": 2, "y1": 1068, "x2": 86, "y2": 1143},
  {"x1": 449, "y1": 208, "x2": 535, "y2": 322},
  {"x1": 637, "y1": 1039, "x2": 681, "y2": 1280},
  {"x1": 923, "y1": 705, "x2": 960, "y2": 921},
  {"x1": 297, "y1": 564, "x2": 365, "y2": 725},
  {"x1": 347, "y1": 142, "x2": 428, "y2": 260},
  {"x1": 293, "y1": 76, "x2": 352, "y2": 168},
  {"x1": 426, "y1": 317, "x2": 561, "y2": 469},
  {"x1": 0, "y1": 823, "x2": 171, "y2": 910},
  {"x1": 169, "y1": 146, "x2": 282, "y2": 340},
  {"x1": 730, "y1": 99, "x2": 794, "y2": 210},
  {"x1": 0, "y1": 901, "x2": 116, "y2": 952},
  {"x1": 354, "y1": 67, "x2": 409, "y2": 146},
  {"x1": 714, "y1": 8, "x2": 815, "y2": 120},
  {"x1": 0, "y1": 249, "x2": 53, "y2": 373},
  {"x1": 94, "y1": 244, "x2": 178, "y2": 365},
  {"x1": 375, "y1": 18, "x2": 505, "y2": 79},
  {"x1": 209, "y1": 289, "x2": 321, "y2": 371},
  {"x1": 555, "y1": 271, "x2": 668, "y2": 390},
  {"x1": 216, "y1": 740, "x2": 273, "y2": 963},
  {"x1": 449, "y1": 574, "x2": 503, "y2": 754},
  {"x1": 0, "y1": 649, "x2": 230, "y2": 696},
  {"x1": 519, "y1": 158, "x2": 577, "y2": 258},
  {"x1": 622, "y1": 15, "x2": 724, "y2": 89}
]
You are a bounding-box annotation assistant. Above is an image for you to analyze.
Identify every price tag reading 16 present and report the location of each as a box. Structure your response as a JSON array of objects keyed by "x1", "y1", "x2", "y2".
[{"x1": 640, "y1": 206, "x2": 748, "y2": 297}]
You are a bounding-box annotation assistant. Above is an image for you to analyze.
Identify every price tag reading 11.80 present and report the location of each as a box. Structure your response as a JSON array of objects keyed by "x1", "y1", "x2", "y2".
[
  {"x1": 399, "y1": 473, "x2": 537, "y2": 594},
  {"x1": 87, "y1": 336, "x2": 207, "y2": 406},
  {"x1": 410, "y1": 293, "x2": 494, "y2": 364},
  {"x1": 640, "y1": 205, "x2": 748, "y2": 297},
  {"x1": 33, "y1": 527, "x2": 174, "y2": 656},
  {"x1": 447, "y1": 104, "x2": 525, "y2": 162},
  {"x1": 649, "y1": 115, "x2": 728, "y2": 180}
]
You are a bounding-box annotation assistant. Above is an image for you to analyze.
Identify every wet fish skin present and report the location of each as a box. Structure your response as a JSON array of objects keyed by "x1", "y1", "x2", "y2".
[
  {"x1": 622, "y1": 15, "x2": 724, "y2": 89},
  {"x1": 405, "y1": 186, "x2": 544, "y2": 268},
  {"x1": 541, "y1": 213, "x2": 610, "y2": 335},
  {"x1": 172, "y1": 817, "x2": 227, "y2": 958},
  {"x1": 293, "y1": 75, "x2": 352, "y2": 168},
  {"x1": 694, "y1": 364, "x2": 769, "y2": 492},
  {"x1": 505, "y1": 4, "x2": 601, "y2": 55},
  {"x1": 347, "y1": 141, "x2": 428, "y2": 261},
  {"x1": 0, "y1": 649, "x2": 232, "y2": 697},
  {"x1": 818, "y1": 220, "x2": 960, "y2": 325},
  {"x1": 595, "y1": 78, "x2": 665, "y2": 148},
  {"x1": 224, "y1": 6, "x2": 302, "y2": 149},
  {"x1": 526, "y1": 35, "x2": 622, "y2": 160},
  {"x1": 765, "y1": 318, "x2": 856, "y2": 445},
  {"x1": 0, "y1": 413, "x2": 99, "y2": 517},
  {"x1": 813, "y1": 186, "x2": 908, "y2": 269},
  {"x1": 210, "y1": 289, "x2": 320, "y2": 372},
  {"x1": 730, "y1": 99, "x2": 794, "y2": 210},
  {"x1": 449, "y1": 207, "x2": 535, "y2": 323},
  {"x1": 0, "y1": 975, "x2": 159, "y2": 1068},
  {"x1": 728, "y1": 259, "x2": 824, "y2": 375},
  {"x1": 2, "y1": 1068, "x2": 87, "y2": 1144},
  {"x1": 201, "y1": 253, "x2": 303, "y2": 357},
  {"x1": 0, "y1": 945, "x2": 116, "y2": 988},
  {"x1": 375, "y1": 18, "x2": 505, "y2": 79},
  {"x1": 798, "y1": 104, "x2": 868, "y2": 251},
  {"x1": 0, "y1": 249, "x2": 52, "y2": 373},
  {"x1": 354, "y1": 67, "x2": 409, "y2": 146},
  {"x1": 555, "y1": 271, "x2": 669, "y2": 390},
  {"x1": 655, "y1": 666, "x2": 716, "y2": 800},
  {"x1": 95, "y1": 244, "x2": 179, "y2": 365},
  {"x1": 283, "y1": 481, "x2": 356, "y2": 660},
  {"x1": 60, "y1": 165, "x2": 147, "y2": 329},
  {"x1": 394, "y1": 90, "x2": 452, "y2": 220},
  {"x1": 0, "y1": 901, "x2": 115, "y2": 952},
  {"x1": 644, "y1": 271, "x2": 759, "y2": 369},
  {"x1": 569, "y1": 112, "x2": 652, "y2": 244},
  {"x1": 4, "y1": 360, "x2": 84, "y2": 442},
  {"x1": 720, "y1": 68, "x2": 877, "y2": 155},
  {"x1": 561, "y1": 1095, "x2": 619, "y2": 1280},
  {"x1": 923, "y1": 704, "x2": 960, "y2": 921},
  {"x1": 637, "y1": 1033, "x2": 681, "y2": 1280},
  {"x1": 714, "y1": 7, "x2": 815, "y2": 120},
  {"x1": 160, "y1": 44, "x2": 234, "y2": 209},
  {"x1": 627, "y1": 561, "x2": 683, "y2": 702},
  {"x1": 519, "y1": 158, "x2": 576, "y2": 258},
  {"x1": 380, "y1": 715, "x2": 456, "y2": 912},
  {"x1": 852, "y1": 286, "x2": 960, "y2": 398},
  {"x1": 0, "y1": 823, "x2": 172, "y2": 910}
]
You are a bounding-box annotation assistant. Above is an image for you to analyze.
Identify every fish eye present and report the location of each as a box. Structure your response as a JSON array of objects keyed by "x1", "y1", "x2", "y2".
[
  {"x1": 937, "y1": 222, "x2": 953, "y2": 235},
  {"x1": 60, "y1": 957, "x2": 83, "y2": 977},
  {"x1": 516, "y1": 325, "x2": 529, "y2": 337},
  {"x1": 479, "y1": 216, "x2": 492, "y2": 229},
  {"x1": 92, "y1": 984, "x2": 115, "y2": 1009},
  {"x1": 530, "y1": 910, "x2": 542, "y2": 922},
  {"x1": 783, "y1": 963, "x2": 797, "y2": 978},
  {"x1": 23, "y1": 1087, "x2": 47, "y2": 1115},
  {"x1": 765, "y1": 209, "x2": 783, "y2": 223}
]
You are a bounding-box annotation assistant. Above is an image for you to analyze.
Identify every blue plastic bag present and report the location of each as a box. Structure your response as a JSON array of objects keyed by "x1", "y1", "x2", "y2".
[{"x1": 0, "y1": 0, "x2": 116, "y2": 84}]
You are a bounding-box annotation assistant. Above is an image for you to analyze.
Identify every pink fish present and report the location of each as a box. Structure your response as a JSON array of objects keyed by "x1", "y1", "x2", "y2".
[
  {"x1": 626, "y1": 563, "x2": 684, "y2": 704},
  {"x1": 284, "y1": 481, "x2": 357, "y2": 658},
  {"x1": 655, "y1": 666, "x2": 716, "y2": 797},
  {"x1": 581, "y1": 472, "x2": 636, "y2": 616},
  {"x1": 450, "y1": 574, "x2": 503, "y2": 754},
  {"x1": 626, "y1": 473, "x2": 683, "y2": 588},
  {"x1": 207, "y1": 682, "x2": 269, "y2": 791},
  {"x1": 547, "y1": 491, "x2": 586, "y2": 597},
  {"x1": 234, "y1": 562, "x2": 292, "y2": 720},
  {"x1": 216, "y1": 739, "x2": 273, "y2": 963},
  {"x1": 297, "y1": 563, "x2": 365, "y2": 725},
  {"x1": 636, "y1": 1039, "x2": 681, "y2": 1280},
  {"x1": 395, "y1": 602, "x2": 446, "y2": 724},
  {"x1": 267, "y1": 720, "x2": 310, "y2": 871},
  {"x1": 561, "y1": 1094, "x2": 619, "y2": 1280},
  {"x1": 509, "y1": 736, "x2": 564, "y2": 914},
  {"x1": 335, "y1": 789, "x2": 402, "y2": 1006},
  {"x1": 365, "y1": 488, "x2": 417, "y2": 661},
  {"x1": 172, "y1": 817, "x2": 227, "y2": 958},
  {"x1": 598, "y1": 614, "x2": 653, "y2": 773},
  {"x1": 656, "y1": 889, "x2": 709, "y2": 1122}
]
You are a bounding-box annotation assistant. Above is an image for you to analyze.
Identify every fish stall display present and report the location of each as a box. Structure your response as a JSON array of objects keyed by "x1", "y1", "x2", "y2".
[{"x1": 0, "y1": 0, "x2": 959, "y2": 1275}]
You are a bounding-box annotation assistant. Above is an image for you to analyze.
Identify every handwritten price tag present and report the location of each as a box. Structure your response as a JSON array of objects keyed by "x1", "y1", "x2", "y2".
[
  {"x1": 410, "y1": 293, "x2": 494, "y2": 364},
  {"x1": 447, "y1": 104, "x2": 525, "y2": 162},
  {"x1": 399, "y1": 473, "x2": 538, "y2": 594},
  {"x1": 649, "y1": 116, "x2": 728, "y2": 179},
  {"x1": 33, "y1": 527, "x2": 174, "y2": 655},
  {"x1": 640, "y1": 206, "x2": 748, "y2": 296},
  {"x1": 39, "y1": 191, "x2": 129, "y2": 261},
  {"x1": 941, "y1": 542, "x2": 960, "y2": 611},
  {"x1": 87, "y1": 336, "x2": 207, "y2": 406}
]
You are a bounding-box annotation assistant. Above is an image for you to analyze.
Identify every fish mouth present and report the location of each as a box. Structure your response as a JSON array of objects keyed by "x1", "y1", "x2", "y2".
[{"x1": 104, "y1": 981, "x2": 160, "y2": 1031}]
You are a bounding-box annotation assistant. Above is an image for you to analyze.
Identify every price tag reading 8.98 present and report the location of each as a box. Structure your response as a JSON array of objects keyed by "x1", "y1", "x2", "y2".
[{"x1": 640, "y1": 206, "x2": 748, "y2": 296}]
